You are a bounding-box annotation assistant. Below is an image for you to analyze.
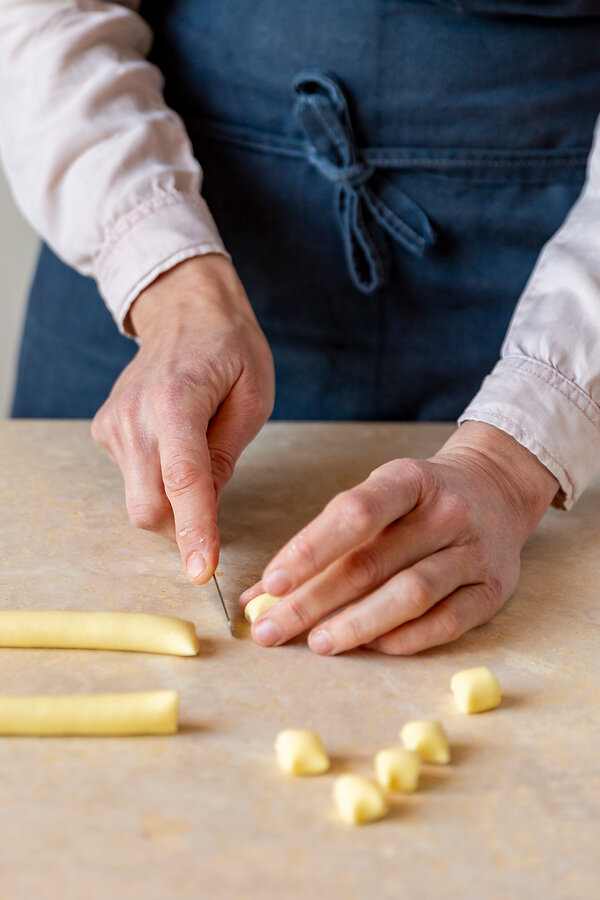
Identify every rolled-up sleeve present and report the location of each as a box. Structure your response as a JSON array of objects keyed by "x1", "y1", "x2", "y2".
[
  {"x1": 0, "y1": 0, "x2": 229, "y2": 333},
  {"x1": 460, "y1": 115, "x2": 600, "y2": 510}
]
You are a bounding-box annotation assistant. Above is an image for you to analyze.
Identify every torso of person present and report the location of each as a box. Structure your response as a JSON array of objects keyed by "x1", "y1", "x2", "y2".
[{"x1": 14, "y1": 1, "x2": 600, "y2": 419}]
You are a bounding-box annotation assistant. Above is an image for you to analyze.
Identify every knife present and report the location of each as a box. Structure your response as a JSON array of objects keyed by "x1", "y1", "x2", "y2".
[{"x1": 213, "y1": 573, "x2": 233, "y2": 635}]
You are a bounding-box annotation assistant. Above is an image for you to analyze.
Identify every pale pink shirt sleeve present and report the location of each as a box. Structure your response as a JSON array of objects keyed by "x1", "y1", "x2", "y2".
[
  {"x1": 0, "y1": 0, "x2": 228, "y2": 332},
  {"x1": 460, "y1": 118, "x2": 600, "y2": 510}
]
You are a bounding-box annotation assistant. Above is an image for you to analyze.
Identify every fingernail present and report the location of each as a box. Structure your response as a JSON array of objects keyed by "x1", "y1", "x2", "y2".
[
  {"x1": 186, "y1": 551, "x2": 207, "y2": 580},
  {"x1": 253, "y1": 619, "x2": 281, "y2": 647},
  {"x1": 263, "y1": 569, "x2": 292, "y2": 596},
  {"x1": 309, "y1": 630, "x2": 334, "y2": 655}
]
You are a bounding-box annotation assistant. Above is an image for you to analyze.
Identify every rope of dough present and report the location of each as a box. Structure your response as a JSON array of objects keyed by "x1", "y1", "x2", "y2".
[
  {"x1": 0, "y1": 611, "x2": 199, "y2": 656},
  {"x1": 0, "y1": 691, "x2": 179, "y2": 735}
]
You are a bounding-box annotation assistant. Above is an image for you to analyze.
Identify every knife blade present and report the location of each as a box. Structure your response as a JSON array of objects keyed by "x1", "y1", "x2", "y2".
[{"x1": 212, "y1": 573, "x2": 233, "y2": 635}]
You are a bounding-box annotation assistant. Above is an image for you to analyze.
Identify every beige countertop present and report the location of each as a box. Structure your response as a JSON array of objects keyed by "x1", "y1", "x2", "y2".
[{"x1": 0, "y1": 421, "x2": 598, "y2": 900}]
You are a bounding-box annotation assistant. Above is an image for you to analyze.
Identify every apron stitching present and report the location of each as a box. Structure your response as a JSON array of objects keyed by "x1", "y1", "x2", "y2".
[
  {"x1": 189, "y1": 119, "x2": 589, "y2": 168},
  {"x1": 365, "y1": 189, "x2": 427, "y2": 247},
  {"x1": 364, "y1": 153, "x2": 587, "y2": 168}
]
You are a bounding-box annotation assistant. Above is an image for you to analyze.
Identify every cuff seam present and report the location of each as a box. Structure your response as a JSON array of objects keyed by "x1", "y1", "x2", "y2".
[
  {"x1": 96, "y1": 189, "x2": 207, "y2": 276},
  {"x1": 501, "y1": 355, "x2": 600, "y2": 436}
]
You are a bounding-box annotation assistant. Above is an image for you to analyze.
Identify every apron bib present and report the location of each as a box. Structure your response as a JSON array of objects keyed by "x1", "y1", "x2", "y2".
[{"x1": 13, "y1": 1, "x2": 600, "y2": 419}]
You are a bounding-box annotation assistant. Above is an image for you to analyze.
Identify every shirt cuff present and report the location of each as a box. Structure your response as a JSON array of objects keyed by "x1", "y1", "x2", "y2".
[
  {"x1": 95, "y1": 189, "x2": 230, "y2": 334},
  {"x1": 458, "y1": 355, "x2": 600, "y2": 510}
]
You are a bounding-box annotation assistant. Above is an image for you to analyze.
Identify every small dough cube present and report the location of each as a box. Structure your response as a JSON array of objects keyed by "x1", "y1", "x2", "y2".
[
  {"x1": 275, "y1": 729, "x2": 330, "y2": 775},
  {"x1": 375, "y1": 747, "x2": 422, "y2": 792},
  {"x1": 244, "y1": 593, "x2": 279, "y2": 624},
  {"x1": 334, "y1": 775, "x2": 389, "y2": 825},
  {"x1": 451, "y1": 666, "x2": 501, "y2": 714},
  {"x1": 400, "y1": 720, "x2": 450, "y2": 764}
]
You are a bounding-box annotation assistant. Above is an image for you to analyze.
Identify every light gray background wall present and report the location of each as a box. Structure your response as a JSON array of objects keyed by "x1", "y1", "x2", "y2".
[{"x1": 0, "y1": 165, "x2": 37, "y2": 415}]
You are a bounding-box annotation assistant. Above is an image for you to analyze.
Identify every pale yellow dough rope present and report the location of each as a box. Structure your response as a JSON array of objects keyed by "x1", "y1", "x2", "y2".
[
  {"x1": 0, "y1": 611, "x2": 199, "y2": 656},
  {"x1": 0, "y1": 691, "x2": 179, "y2": 736}
]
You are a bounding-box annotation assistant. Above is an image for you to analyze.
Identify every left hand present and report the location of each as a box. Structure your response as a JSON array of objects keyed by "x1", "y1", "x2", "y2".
[{"x1": 239, "y1": 422, "x2": 559, "y2": 655}]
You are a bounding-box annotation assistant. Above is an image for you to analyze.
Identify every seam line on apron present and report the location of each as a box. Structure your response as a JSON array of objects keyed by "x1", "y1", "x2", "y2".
[{"x1": 187, "y1": 116, "x2": 590, "y2": 170}]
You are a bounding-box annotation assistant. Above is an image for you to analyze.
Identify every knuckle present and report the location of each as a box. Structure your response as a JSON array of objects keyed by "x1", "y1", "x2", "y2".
[
  {"x1": 380, "y1": 633, "x2": 417, "y2": 657},
  {"x1": 484, "y1": 573, "x2": 504, "y2": 604},
  {"x1": 127, "y1": 499, "x2": 169, "y2": 531},
  {"x1": 464, "y1": 537, "x2": 487, "y2": 572},
  {"x1": 210, "y1": 445, "x2": 236, "y2": 487},
  {"x1": 373, "y1": 627, "x2": 421, "y2": 657},
  {"x1": 114, "y1": 388, "x2": 142, "y2": 425},
  {"x1": 149, "y1": 377, "x2": 195, "y2": 420},
  {"x1": 441, "y1": 491, "x2": 473, "y2": 531},
  {"x1": 438, "y1": 606, "x2": 466, "y2": 644},
  {"x1": 400, "y1": 571, "x2": 433, "y2": 616},
  {"x1": 162, "y1": 454, "x2": 200, "y2": 495},
  {"x1": 342, "y1": 546, "x2": 382, "y2": 595},
  {"x1": 91, "y1": 405, "x2": 109, "y2": 437},
  {"x1": 151, "y1": 377, "x2": 182, "y2": 409},
  {"x1": 336, "y1": 490, "x2": 379, "y2": 538},
  {"x1": 477, "y1": 578, "x2": 505, "y2": 621},
  {"x1": 340, "y1": 615, "x2": 368, "y2": 648},
  {"x1": 286, "y1": 531, "x2": 318, "y2": 569},
  {"x1": 260, "y1": 386, "x2": 275, "y2": 419},
  {"x1": 244, "y1": 381, "x2": 275, "y2": 422},
  {"x1": 91, "y1": 408, "x2": 118, "y2": 449},
  {"x1": 90, "y1": 413, "x2": 104, "y2": 444},
  {"x1": 388, "y1": 457, "x2": 430, "y2": 495},
  {"x1": 286, "y1": 596, "x2": 313, "y2": 630}
]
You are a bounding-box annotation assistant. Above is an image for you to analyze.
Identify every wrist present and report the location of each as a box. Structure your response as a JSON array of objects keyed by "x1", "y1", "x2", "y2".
[
  {"x1": 126, "y1": 254, "x2": 253, "y2": 340},
  {"x1": 436, "y1": 421, "x2": 559, "y2": 537}
]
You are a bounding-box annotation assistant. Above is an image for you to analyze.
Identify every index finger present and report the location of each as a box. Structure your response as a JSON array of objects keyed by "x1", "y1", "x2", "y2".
[
  {"x1": 261, "y1": 459, "x2": 425, "y2": 596},
  {"x1": 159, "y1": 426, "x2": 220, "y2": 585}
]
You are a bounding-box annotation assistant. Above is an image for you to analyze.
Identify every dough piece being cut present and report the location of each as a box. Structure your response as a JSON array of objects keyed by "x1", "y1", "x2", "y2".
[
  {"x1": 451, "y1": 666, "x2": 501, "y2": 714},
  {"x1": 275, "y1": 729, "x2": 330, "y2": 775},
  {"x1": 244, "y1": 593, "x2": 279, "y2": 624},
  {"x1": 375, "y1": 747, "x2": 422, "y2": 792},
  {"x1": 334, "y1": 775, "x2": 389, "y2": 825},
  {"x1": 0, "y1": 611, "x2": 199, "y2": 656},
  {"x1": 400, "y1": 720, "x2": 450, "y2": 764},
  {"x1": 0, "y1": 691, "x2": 179, "y2": 736}
]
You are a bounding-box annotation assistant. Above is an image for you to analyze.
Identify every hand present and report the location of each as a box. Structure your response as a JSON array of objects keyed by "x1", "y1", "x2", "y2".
[
  {"x1": 239, "y1": 422, "x2": 558, "y2": 655},
  {"x1": 91, "y1": 254, "x2": 274, "y2": 584}
]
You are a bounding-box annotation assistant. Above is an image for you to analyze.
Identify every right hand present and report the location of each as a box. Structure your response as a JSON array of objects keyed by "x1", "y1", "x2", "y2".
[{"x1": 91, "y1": 254, "x2": 275, "y2": 584}]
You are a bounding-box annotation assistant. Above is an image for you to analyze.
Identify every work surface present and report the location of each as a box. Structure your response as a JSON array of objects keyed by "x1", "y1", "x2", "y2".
[{"x1": 0, "y1": 421, "x2": 598, "y2": 900}]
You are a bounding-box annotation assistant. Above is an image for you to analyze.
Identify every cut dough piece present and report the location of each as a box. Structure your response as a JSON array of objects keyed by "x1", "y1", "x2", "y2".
[
  {"x1": 244, "y1": 593, "x2": 279, "y2": 624},
  {"x1": 0, "y1": 610, "x2": 198, "y2": 656},
  {"x1": 334, "y1": 774, "x2": 389, "y2": 825},
  {"x1": 375, "y1": 747, "x2": 422, "y2": 792},
  {"x1": 275, "y1": 729, "x2": 330, "y2": 775},
  {"x1": 0, "y1": 691, "x2": 179, "y2": 736},
  {"x1": 400, "y1": 720, "x2": 450, "y2": 764},
  {"x1": 451, "y1": 666, "x2": 501, "y2": 714}
]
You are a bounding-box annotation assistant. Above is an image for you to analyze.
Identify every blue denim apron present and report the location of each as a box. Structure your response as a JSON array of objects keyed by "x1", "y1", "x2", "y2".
[{"x1": 12, "y1": 0, "x2": 600, "y2": 420}]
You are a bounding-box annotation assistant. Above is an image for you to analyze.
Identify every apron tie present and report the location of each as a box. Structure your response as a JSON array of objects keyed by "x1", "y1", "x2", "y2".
[{"x1": 292, "y1": 70, "x2": 436, "y2": 293}]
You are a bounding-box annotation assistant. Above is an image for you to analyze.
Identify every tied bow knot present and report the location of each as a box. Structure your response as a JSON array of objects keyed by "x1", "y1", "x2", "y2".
[{"x1": 292, "y1": 70, "x2": 436, "y2": 293}]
